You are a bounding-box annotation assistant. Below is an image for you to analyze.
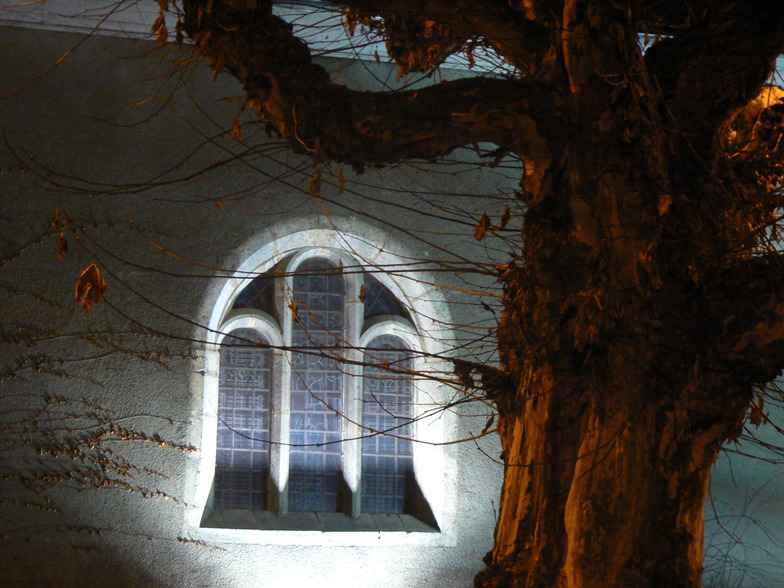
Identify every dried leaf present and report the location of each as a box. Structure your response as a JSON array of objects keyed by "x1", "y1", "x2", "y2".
[
  {"x1": 658, "y1": 193, "x2": 672, "y2": 216},
  {"x1": 156, "y1": 22, "x2": 168, "y2": 44},
  {"x1": 230, "y1": 116, "x2": 242, "y2": 141},
  {"x1": 151, "y1": 12, "x2": 165, "y2": 35},
  {"x1": 481, "y1": 413, "x2": 495, "y2": 435},
  {"x1": 337, "y1": 168, "x2": 346, "y2": 196},
  {"x1": 750, "y1": 397, "x2": 766, "y2": 427},
  {"x1": 52, "y1": 208, "x2": 64, "y2": 229},
  {"x1": 75, "y1": 263, "x2": 108, "y2": 314},
  {"x1": 57, "y1": 231, "x2": 68, "y2": 261},
  {"x1": 359, "y1": 283, "x2": 366, "y2": 302},
  {"x1": 499, "y1": 206, "x2": 511, "y2": 229},
  {"x1": 474, "y1": 212, "x2": 491, "y2": 241},
  {"x1": 289, "y1": 300, "x2": 300, "y2": 323}
]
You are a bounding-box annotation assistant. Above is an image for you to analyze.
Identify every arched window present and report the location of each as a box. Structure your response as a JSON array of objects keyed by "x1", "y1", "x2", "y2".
[{"x1": 198, "y1": 239, "x2": 442, "y2": 534}]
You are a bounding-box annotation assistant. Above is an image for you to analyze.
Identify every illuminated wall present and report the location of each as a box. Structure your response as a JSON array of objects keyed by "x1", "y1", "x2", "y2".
[{"x1": 0, "y1": 24, "x2": 506, "y2": 588}]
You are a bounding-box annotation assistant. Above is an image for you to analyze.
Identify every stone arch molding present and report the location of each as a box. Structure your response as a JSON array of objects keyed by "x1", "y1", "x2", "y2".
[{"x1": 188, "y1": 228, "x2": 459, "y2": 546}]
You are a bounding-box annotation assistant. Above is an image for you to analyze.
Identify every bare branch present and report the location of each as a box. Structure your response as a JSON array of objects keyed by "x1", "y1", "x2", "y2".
[{"x1": 180, "y1": 0, "x2": 550, "y2": 184}]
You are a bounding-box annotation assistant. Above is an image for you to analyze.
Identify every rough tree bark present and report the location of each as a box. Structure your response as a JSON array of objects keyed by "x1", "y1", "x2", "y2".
[{"x1": 166, "y1": 0, "x2": 784, "y2": 585}]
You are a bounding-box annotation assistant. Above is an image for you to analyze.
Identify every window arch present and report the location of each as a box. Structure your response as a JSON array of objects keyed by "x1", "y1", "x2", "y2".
[{"x1": 196, "y1": 233, "x2": 448, "y2": 536}]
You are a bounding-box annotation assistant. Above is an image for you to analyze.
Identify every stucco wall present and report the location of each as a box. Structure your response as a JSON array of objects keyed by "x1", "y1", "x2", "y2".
[
  {"x1": 0, "y1": 25, "x2": 508, "y2": 588},
  {"x1": 2, "y1": 19, "x2": 784, "y2": 588}
]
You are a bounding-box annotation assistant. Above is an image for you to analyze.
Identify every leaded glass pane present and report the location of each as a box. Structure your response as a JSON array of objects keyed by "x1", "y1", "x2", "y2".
[
  {"x1": 289, "y1": 258, "x2": 344, "y2": 512},
  {"x1": 361, "y1": 334, "x2": 414, "y2": 514},
  {"x1": 214, "y1": 328, "x2": 271, "y2": 510},
  {"x1": 363, "y1": 273, "x2": 411, "y2": 320},
  {"x1": 233, "y1": 273, "x2": 275, "y2": 313}
]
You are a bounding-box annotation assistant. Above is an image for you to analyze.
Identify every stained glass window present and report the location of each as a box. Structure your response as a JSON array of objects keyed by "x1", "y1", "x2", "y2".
[
  {"x1": 289, "y1": 258, "x2": 345, "y2": 512},
  {"x1": 214, "y1": 328, "x2": 271, "y2": 510},
  {"x1": 361, "y1": 334, "x2": 414, "y2": 514},
  {"x1": 210, "y1": 251, "x2": 430, "y2": 524}
]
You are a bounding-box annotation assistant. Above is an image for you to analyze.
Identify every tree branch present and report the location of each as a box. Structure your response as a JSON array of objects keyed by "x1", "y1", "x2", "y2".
[
  {"x1": 181, "y1": 0, "x2": 550, "y2": 184},
  {"x1": 645, "y1": 1, "x2": 784, "y2": 152}
]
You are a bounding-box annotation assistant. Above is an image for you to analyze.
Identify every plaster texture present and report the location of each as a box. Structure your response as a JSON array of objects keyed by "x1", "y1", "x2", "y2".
[{"x1": 1, "y1": 18, "x2": 783, "y2": 588}]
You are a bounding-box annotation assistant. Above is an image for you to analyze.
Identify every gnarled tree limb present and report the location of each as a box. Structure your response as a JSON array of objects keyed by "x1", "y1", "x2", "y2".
[{"x1": 181, "y1": 0, "x2": 551, "y2": 185}]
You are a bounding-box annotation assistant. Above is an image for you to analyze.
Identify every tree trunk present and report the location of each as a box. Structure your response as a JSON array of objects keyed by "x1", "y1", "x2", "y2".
[
  {"x1": 475, "y1": 104, "x2": 753, "y2": 586},
  {"x1": 475, "y1": 372, "x2": 738, "y2": 587}
]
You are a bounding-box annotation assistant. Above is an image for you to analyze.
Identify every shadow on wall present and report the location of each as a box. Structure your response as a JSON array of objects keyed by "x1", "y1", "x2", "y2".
[
  {"x1": 0, "y1": 524, "x2": 252, "y2": 587},
  {"x1": 703, "y1": 472, "x2": 784, "y2": 588},
  {"x1": 704, "y1": 397, "x2": 784, "y2": 588}
]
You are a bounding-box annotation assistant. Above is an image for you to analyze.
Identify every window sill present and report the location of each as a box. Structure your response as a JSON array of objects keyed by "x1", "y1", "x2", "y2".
[{"x1": 201, "y1": 510, "x2": 439, "y2": 534}]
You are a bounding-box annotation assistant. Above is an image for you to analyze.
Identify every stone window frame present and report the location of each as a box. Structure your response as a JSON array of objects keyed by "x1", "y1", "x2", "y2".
[{"x1": 189, "y1": 229, "x2": 457, "y2": 546}]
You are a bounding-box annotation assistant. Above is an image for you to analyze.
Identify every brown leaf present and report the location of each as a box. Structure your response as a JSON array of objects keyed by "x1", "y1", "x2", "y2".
[
  {"x1": 156, "y1": 21, "x2": 168, "y2": 45},
  {"x1": 75, "y1": 263, "x2": 108, "y2": 314},
  {"x1": 481, "y1": 413, "x2": 495, "y2": 435},
  {"x1": 749, "y1": 399, "x2": 766, "y2": 427},
  {"x1": 499, "y1": 206, "x2": 511, "y2": 229},
  {"x1": 359, "y1": 283, "x2": 366, "y2": 302},
  {"x1": 337, "y1": 168, "x2": 346, "y2": 196},
  {"x1": 230, "y1": 116, "x2": 242, "y2": 141},
  {"x1": 658, "y1": 193, "x2": 672, "y2": 216},
  {"x1": 57, "y1": 231, "x2": 68, "y2": 261},
  {"x1": 474, "y1": 212, "x2": 491, "y2": 241},
  {"x1": 52, "y1": 208, "x2": 63, "y2": 229},
  {"x1": 289, "y1": 300, "x2": 300, "y2": 323}
]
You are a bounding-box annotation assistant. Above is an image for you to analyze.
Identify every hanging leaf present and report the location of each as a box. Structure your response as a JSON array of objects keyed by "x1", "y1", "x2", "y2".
[
  {"x1": 499, "y1": 206, "x2": 511, "y2": 229},
  {"x1": 337, "y1": 168, "x2": 346, "y2": 195},
  {"x1": 658, "y1": 193, "x2": 672, "y2": 216},
  {"x1": 474, "y1": 212, "x2": 491, "y2": 241},
  {"x1": 230, "y1": 116, "x2": 242, "y2": 141},
  {"x1": 57, "y1": 231, "x2": 68, "y2": 261},
  {"x1": 359, "y1": 283, "x2": 366, "y2": 302},
  {"x1": 52, "y1": 208, "x2": 64, "y2": 229},
  {"x1": 156, "y1": 22, "x2": 168, "y2": 45},
  {"x1": 289, "y1": 300, "x2": 300, "y2": 323},
  {"x1": 481, "y1": 413, "x2": 495, "y2": 435},
  {"x1": 749, "y1": 398, "x2": 766, "y2": 427},
  {"x1": 75, "y1": 263, "x2": 108, "y2": 314}
]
